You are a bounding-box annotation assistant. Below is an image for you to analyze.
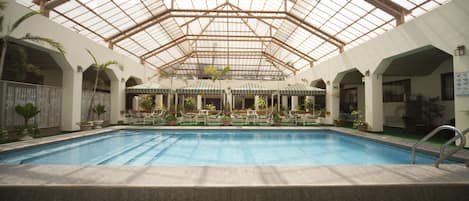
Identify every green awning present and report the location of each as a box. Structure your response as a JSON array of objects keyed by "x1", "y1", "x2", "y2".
[
  {"x1": 279, "y1": 83, "x2": 325, "y2": 96},
  {"x1": 125, "y1": 82, "x2": 170, "y2": 94},
  {"x1": 176, "y1": 82, "x2": 224, "y2": 95},
  {"x1": 231, "y1": 83, "x2": 274, "y2": 95}
]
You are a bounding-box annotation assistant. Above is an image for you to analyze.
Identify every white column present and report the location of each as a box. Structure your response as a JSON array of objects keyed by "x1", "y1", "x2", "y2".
[
  {"x1": 291, "y1": 96, "x2": 298, "y2": 111},
  {"x1": 156, "y1": 94, "x2": 163, "y2": 109},
  {"x1": 227, "y1": 93, "x2": 233, "y2": 111},
  {"x1": 453, "y1": 54, "x2": 469, "y2": 147},
  {"x1": 174, "y1": 93, "x2": 178, "y2": 113},
  {"x1": 197, "y1": 95, "x2": 202, "y2": 110},
  {"x1": 325, "y1": 84, "x2": 340, "y2": 124},
  {"x1": 254, "y1": 95, "x2": 259, "y2": 110},
  {"x1": 61, "y1": 69, "x2": 82, "y2": 131},
  {"x1": 110, "y1": 78, "x2": 125, "y2": 124},
  {"x1": 281, "y1": 96, "x2": 288, "y2": 111},
  {"x1": 364, "y1": 75, "x2": 384, "y2": 132}
]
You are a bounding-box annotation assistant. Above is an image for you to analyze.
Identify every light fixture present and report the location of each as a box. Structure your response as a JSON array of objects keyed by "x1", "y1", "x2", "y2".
[
  {"x1": 326, "y1": 80, "x2": 330, "y2": 85},
  {"x1": 455, "y1": 45, "x2": 465, "y2": 56},
  {"x1": 364, "y1": 70, "x2": 370, "y2": 77},
  {"x1": 121, "y1": 78, "x2": 126, "y2": 83},
  {"x1": 77, "y1": 65, "x2": 83, "y2": 72}
]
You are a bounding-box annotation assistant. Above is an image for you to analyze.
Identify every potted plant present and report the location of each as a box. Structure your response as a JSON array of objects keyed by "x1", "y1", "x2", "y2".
[
  {"x1": 333, "y1": 118, "x2": 343, "y2": 127},
  {"x1": 351, "y1": 110, "x2": 368, "y2": 132},
  {"x1": 92, "y1": 104, "x2": 106, "y2": 129},
  {"x1": 139, "y1": 95, "x2": 155, "y2": 112},
  {"x1": 14, "y1": 103, "x2": 40, "y2": 140},
  {"x1": 165, "y1": 113, "x2": 177, "y2": 126},
  {"x1": 1, "y1": 127, "x2": 8, "y2": 142},
  {"x1": 222, "y1": 115, "x2": 231, "y2": 126},
  {"x1": 184, "y1": 97, "x2": 196, "y2": 112}
]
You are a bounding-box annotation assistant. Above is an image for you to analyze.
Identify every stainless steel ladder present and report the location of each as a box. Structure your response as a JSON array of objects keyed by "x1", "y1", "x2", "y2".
[{"x1": 411, "y1": 125, "x2": 467, "y2": 168}]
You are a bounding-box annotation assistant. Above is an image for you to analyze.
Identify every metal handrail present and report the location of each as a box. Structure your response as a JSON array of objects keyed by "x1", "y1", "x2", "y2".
[{"x1": 411, "y1": 125, "x2": 466, "y2": 168}]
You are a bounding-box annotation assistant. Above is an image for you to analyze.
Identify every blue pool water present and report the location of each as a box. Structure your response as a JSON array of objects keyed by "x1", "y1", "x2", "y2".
[{"x1": 0, "y1": 130, "x2": 457, "y2": 165}]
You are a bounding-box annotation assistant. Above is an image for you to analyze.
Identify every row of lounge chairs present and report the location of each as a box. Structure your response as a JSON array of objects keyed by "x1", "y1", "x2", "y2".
[{"x1": 124, "y1": 110, "x2": 321, "y2": 126}]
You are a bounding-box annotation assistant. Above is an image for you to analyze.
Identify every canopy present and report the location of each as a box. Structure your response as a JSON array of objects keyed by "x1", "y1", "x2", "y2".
[
  {"x1": 125, "y1": 82, "x2": 170, "y2": 94},
  {"x1": 279, "y1": 83, "x2": 325, "y2": 96},
  {"x1": 176, "y1": 82, "x2": 224, "y2": 95},
  {"x1": 231, "y1": 83, "x2": 274, "y2": 96}
]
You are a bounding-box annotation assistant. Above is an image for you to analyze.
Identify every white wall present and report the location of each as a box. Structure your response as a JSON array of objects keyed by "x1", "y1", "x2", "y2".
[{"x1": 3, "y1": 0, "x2": 153, "y2": 130}]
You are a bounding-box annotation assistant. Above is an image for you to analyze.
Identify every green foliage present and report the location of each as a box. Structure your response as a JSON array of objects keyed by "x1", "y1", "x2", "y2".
[
  {"x1": 92, "y1": 104, "x2": 106, "y2": 118},
  {"x1": 222, "y1": 115, "x2": 231, "y2": 121},
  {"x1": 15, "y1": 103, "x2": 40, "y2": 130},
  {"x1": 183, "y1": 97, "x2": 196, "y2": 112},
  {"x1": 21, "y1": 33, "x2": 65, "y2": 55},
  {"x1": 304, "y1": 98, "x2": 314, "y2": 113},
  {"x1": 10, "y1": 11, "x2": 39, "y2": 34},
  {"x1": 165, "y1": 113, "x2": 177, "y2": 121},
  {"x1": 256, "y1": 96, "x2": 267, "y2": 110},
  {"x1": 204, "y1": 65, "x2": 230, "y2": 82},
  {"x1": 272, "y1": 113, "x2": 282, "y2": 123},
  {"x1": 351, "y1": 110, "x2": 367, "y2": 129},
  {"x1": 205, "y1": 103, "x2": 216, "y2": 111},
  {"x1": 0, "y1": 0, "x2": 6, "y2": 10},
  {"x1": 5, "y1": 45, "x2": 43, "y2": 82},
  {"x1": 139, "y1": 95, "x2": 155, "y2": 112}
]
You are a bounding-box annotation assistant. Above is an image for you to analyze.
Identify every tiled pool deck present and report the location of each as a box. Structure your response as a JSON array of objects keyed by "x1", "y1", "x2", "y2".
[{"x1": 0, "y1": 126, "x2": 468, "y2": 201}]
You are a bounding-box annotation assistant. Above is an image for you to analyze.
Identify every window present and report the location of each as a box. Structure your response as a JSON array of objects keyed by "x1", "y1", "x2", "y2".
[
  {"x1": 441, "y1": 73, "x2": 454, "y2": 100},
  {"x1": 383, "y1": 79, "x2": 411, "y2": 102}
]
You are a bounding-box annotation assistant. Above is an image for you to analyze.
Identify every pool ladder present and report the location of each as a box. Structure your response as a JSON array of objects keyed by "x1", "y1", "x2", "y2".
[{"x1": 411, "y1": 125, "x2": 467, "y2": 168}]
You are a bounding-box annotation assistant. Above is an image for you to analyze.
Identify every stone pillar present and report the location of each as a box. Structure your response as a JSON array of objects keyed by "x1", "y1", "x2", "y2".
[
  {"x1": 291, "y1": 96, "x2": 298, "y2": 111},
  {"x1": 453, "y1": 54, "x2": 469, "y2": 147},
  {"x1": 364, "y1": 75, "x2": 384, "y2": 132},
  {"x1": 227, "y1": 93, "x2": 233, "y2": 112},
  {"x1": 156, "y1": 94, "x2": 163, "y2": 110},
  {"x1": 197, "y1": 95, "x2": 202, "y2": 110},
  {"x1": 282, "y1": 96, "x2": 288, "y2": 111},
  {"x1": 254, "y1": 96, "x2": 259, "y2": 110},
  {"x1": 325, "y1": 84, "x2": 340, "y2": 124},
  {"x1": 61, "y1": 69, "x2": 82, "y2": 131},
  {"x1": 110, "y1": 78, "x2": 125, "y2": 124}
]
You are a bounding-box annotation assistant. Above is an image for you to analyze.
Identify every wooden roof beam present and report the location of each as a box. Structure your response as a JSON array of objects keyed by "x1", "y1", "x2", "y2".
[
  {"x1": 262, "y1": 52, "x2": 297, "y2": 74},
  {"x1": 158, "y1": 53, "x2": 194, "y2": 70},
  {"x1": 364, "y1": 0, "x2": 411, "y2": 26}
]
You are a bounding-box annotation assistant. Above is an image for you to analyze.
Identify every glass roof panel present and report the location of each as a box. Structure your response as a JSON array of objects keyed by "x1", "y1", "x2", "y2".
[{"x1": 15, "y1": 0, "x2": 450, "y2": 79}]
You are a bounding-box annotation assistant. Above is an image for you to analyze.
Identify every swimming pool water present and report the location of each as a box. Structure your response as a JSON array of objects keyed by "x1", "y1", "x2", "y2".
[{"x1": 0, "y1": 129, "x2": 456, "y2": 165}]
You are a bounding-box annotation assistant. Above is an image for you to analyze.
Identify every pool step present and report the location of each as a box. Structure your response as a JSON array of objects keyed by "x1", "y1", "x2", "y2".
[
  {"x1": 126, "y1": 136, "x2": 181, "y2": 165},
  {"x1": 4, "y1": 135, "x2": 115, "y2": 164},
  {"x1": 103, "y1": 135, "x2": 172, "y2": 165},
  {"x1": 83, "y1": 135, "x2": 161, "y2": 165}
]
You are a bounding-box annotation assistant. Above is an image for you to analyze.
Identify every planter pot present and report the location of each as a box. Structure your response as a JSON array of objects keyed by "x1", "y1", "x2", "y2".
[
  {"x1": 93, "y1": 120, "x2": 104, "y2": 129},
  {"x1": 79, "y1": 123, "x2": 94, "y2": 131},
  {"x1": 357, "y1": 126, "x2": 368, "y2": 132},
  {"x1": 273, "y1": 122, "x2": 281, "y2": 126},
  {"x1": 167, "y1": 120, "x2": 177, "y2": 126},
  {"x1": 334, "y1": 122, "x2": 343, "y2": 127},
  {"x1": 223, "y1": 121, "x2": 231, "y2": 126}
]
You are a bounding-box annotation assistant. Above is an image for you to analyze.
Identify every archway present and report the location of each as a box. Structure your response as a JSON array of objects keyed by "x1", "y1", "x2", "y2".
[
  {"x1": 376, "y1": 46, "x2": 453, "y2": 135},
  {"x1": 310, "y1": 79, "x2": 326, "y2": 114},
  {"x1": 82, "y1": 66, "x2": 117, "y2": 123},
  {"x1": 125, "y1": 76, "x2": 143, "y2": 111},
  {"x1": 333, "y1": 69, "x2": 365, "y2": 124}
]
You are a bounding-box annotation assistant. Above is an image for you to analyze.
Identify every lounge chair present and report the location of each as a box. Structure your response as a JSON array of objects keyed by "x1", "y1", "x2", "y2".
[
  {"x1": 178, "y1": 111, "x2": 196, "y2": 125},
  {"x1": 152, "y1": 110, "x2": 166, "y2": 125},
  {"x1": 208, "y1": 111, "x2": 222, "y2": 125},
  {"x1": 246, "y1": 110, "x2": 257, "y2": 125},
  {"x1": 231, "y1": 112, "x2": 247, "y2": 125},
  {"x1": 301, "y1": 113, "x2": 319, "y2": 126},
  {"x1": 195, "y1": 110, "x2": 209, "y2": 125},
  {"x1": 257, "y1": 111, "x2": 272, "y2": 125}
]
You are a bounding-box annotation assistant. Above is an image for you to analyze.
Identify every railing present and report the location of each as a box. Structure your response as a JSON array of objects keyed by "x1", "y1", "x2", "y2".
[{"x1": 411, "y1": 125, "x2": 466, "y2": 168}]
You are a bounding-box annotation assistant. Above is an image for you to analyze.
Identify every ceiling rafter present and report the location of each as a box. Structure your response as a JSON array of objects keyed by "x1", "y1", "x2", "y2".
[
  {"x1": 105, "y1": 8, "x2": 345, "y2": 50},
  {"x1": 364, "y1": 0, "x2": 411, "y2": 25}
]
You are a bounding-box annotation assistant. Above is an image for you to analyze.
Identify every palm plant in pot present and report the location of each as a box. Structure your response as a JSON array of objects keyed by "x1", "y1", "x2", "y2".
[
  {"x1": 14, "y1": 103, "x2": 40, "y2": 140},
  {"x1": 272, "y1": 112, "x2": 282, "y2": 126},
  {"x1": 351, "y1": 110, "x2": 368, "y2": 132},
  {"x1": 92, "y1": 104, "x2": 106, "y2": 128},
  {"x1": 165, "y1": 113, "x2": 177, "y2": 126}
]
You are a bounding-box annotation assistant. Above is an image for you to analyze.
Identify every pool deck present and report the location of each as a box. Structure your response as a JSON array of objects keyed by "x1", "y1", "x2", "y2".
[{"x1": 1, "y1": 126, "x2": 469, "y2": 201}]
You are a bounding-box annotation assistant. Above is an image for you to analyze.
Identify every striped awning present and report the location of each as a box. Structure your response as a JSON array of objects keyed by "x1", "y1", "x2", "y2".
[
  {"x1": 176, "y1": 82, "x2": 224, "y2": 95},
  {"x1": 125, "y1": 82, "x2": 170, "y2": 94},
  {"x1": 231, "y1": 83, "x2": 274, "y2": 95},
  {"x1": 279, "y1": 83, "x2": 325, "y2": 96}
]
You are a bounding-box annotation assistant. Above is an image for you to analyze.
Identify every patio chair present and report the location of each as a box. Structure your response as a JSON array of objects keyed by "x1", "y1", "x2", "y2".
[
  {"x1": 195, "y1": 110, "x2": 209, "y2": 125},
  {"x1": 231, "y1": 112, "x2": 247, "y2": 125},
  {"x1": 301, "y1": 113, "x2": 319, "y2": 126},
  {"x1": 208, "y1": 110, "x2": 222, "y2": 125},
  {"x1": 281, "y1": 111, "x2": 300, "y2": 126},
  {"x1": 246, "y1": 109, "x2": 257, "y2": 125},
  {"x1": 257, "y1": 111, "x2": 272, "y2": 125},
  {"x1": 152, "y1": 110, "x2": 166, "y2": 125},
  {"x1": 178, "y1": 111, "x2": 196, "y2": 125}
]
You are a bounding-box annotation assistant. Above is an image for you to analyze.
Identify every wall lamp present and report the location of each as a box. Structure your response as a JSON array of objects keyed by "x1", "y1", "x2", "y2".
[
  {"x1": 77, "y1": 65, "x2": 83, "y2": 73},
  {"x1": 121, "y1": 78, "x2": 126, "y2": 83},
  {"x1": 364, "y1": 70, "x2": 370, "y2": 77},
  {"x1": 455, "y1": 45, "x2": 465, "y2": 56}
]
